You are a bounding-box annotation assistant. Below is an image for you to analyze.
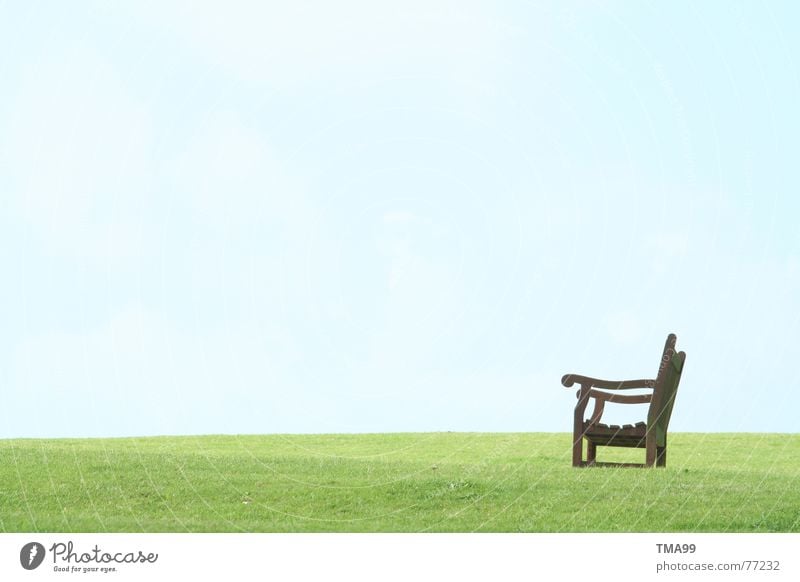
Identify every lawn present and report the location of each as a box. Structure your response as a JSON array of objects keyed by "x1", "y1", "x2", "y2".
[{"x1": 0, "y1": 433, "x2": 798, "y2": 532}]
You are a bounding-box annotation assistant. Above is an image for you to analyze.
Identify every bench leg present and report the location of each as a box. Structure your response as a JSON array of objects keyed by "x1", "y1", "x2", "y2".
[
  {"x1": 586, "y1": 441, "x2": 596, "y2": 465},
  {"x1": 572, "y1": 434, "x2": 583, "y2": 467},
  {"x1": 656, "y1": 446, "x2": 667, "y2": 467},
  {"x1": 646, "y1": 438, "x2": 657, "y2": 467}
]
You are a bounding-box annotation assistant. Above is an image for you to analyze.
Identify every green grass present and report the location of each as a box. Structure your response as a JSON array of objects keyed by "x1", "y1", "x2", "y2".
[{"x1": 1, "y1": 433, "x2": 798, "y2": 532}]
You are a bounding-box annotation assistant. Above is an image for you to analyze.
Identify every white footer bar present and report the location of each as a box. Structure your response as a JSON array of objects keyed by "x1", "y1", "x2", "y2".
[{"x1": 1, "y1": 533, "x2": 796, "y2": 581}]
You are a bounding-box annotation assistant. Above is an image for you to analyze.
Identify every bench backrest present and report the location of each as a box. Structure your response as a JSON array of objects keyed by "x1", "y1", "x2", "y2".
[{"x1": 647, "y1": 334, "x2": 686, "y2": 446}]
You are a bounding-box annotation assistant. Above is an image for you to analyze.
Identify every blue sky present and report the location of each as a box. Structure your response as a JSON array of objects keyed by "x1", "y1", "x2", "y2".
[{"x1": 1, "y1": 1, "x2": 799, "y2": 437}]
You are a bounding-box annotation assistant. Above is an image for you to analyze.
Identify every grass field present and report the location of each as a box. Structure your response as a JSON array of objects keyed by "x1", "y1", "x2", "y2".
[{"x1": 1, "y1": 433, "x2": 798, "y2": 532}]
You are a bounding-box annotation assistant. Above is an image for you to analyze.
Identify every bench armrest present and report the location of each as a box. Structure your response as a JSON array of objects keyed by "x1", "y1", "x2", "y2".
[{"x1": 561, "y1": 374, "x2": 655, "y2": 390}]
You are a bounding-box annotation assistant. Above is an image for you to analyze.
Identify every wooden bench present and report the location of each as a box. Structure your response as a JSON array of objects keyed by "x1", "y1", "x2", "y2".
[{"x1": 561, "y1": 333, "x2": 686, "y2": 468}]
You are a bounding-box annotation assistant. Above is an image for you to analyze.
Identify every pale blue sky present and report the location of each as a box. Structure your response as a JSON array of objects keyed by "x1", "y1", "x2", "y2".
[{"x1": 1, "y1": 1, "x2": 799, "y2": 437}]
